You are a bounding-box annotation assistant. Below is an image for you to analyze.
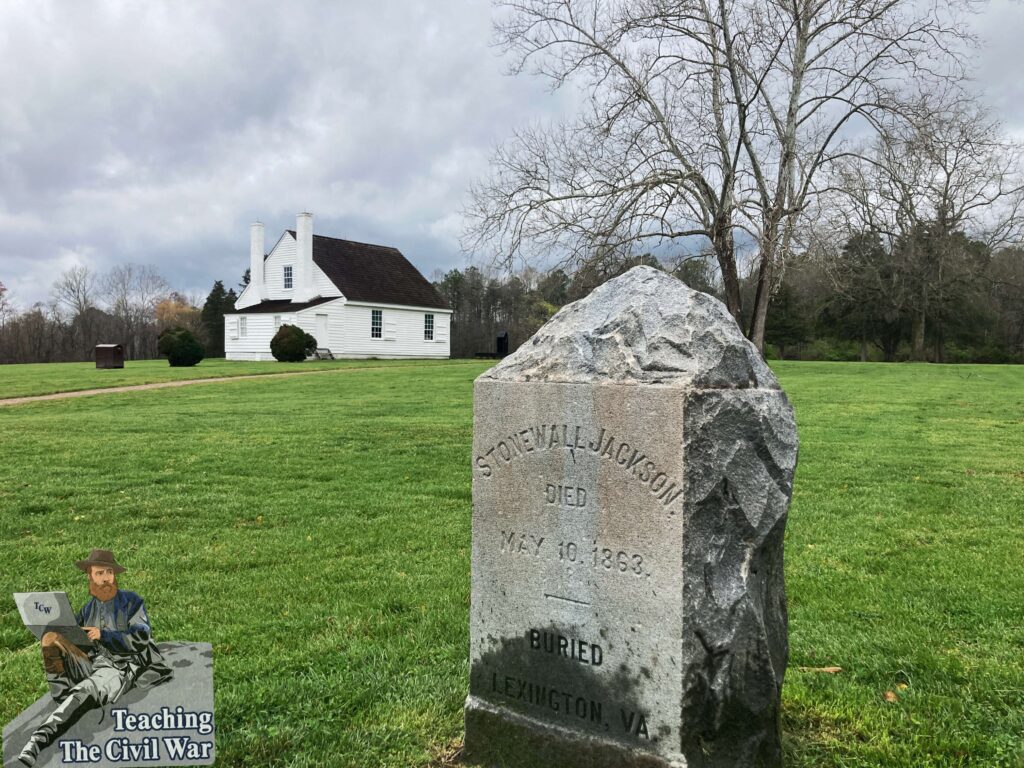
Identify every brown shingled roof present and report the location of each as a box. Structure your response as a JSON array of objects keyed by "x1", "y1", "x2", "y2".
[{"x1": 285, "y1": 231, "x2": 449, "y2": 310}]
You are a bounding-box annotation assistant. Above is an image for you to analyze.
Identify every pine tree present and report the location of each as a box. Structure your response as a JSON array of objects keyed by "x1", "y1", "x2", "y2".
[{"x1": 201, "y1": 281, "x2": 230, "y2": 358}]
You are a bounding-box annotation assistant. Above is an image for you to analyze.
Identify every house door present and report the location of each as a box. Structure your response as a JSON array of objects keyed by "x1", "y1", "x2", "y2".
[{"x1": 315, "y1": 314, "x2": 329, "y2": 347}]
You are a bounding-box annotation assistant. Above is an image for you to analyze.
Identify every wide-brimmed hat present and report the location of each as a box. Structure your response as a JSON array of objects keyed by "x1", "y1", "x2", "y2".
[{"x1": 75, "y1": 549, "x2": 126, "y2": 574}]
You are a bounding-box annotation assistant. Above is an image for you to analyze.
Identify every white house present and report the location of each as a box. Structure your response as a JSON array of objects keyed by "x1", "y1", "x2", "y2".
[{"x1": 225, "y1": 213, "x2": 451, "y2": 360}]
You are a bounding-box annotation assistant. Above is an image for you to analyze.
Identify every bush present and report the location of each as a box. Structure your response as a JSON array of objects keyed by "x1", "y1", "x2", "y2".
[
  {"x1": 807, "y1": 338, "x2": 861, "y2": 362},
  {"x1": 270, "y1": 324, "x2": 317, "y2": 362},
  {"x1": 972, "y1": 343, "x2": 1013, "y2": 365},
  {"x1": 157, "y1": 327, "x2": 205, "y2": 367},
  {"x1": 944, "y1": 342, "x2": 974, "y2": 364}
]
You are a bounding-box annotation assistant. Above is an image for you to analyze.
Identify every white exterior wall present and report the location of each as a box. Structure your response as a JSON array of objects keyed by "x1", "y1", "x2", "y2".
[
  {"x1": 224, "y1": 313, "x2": 282, "y2": 361},
  {"x1": 225, "y1": 299, "x2": 451, "y2": 360},
  {"x1": 224, "y1": 303, "x2": 331, "y2": 362},
  {"x1": 235, "y1": 233, "x2": 340, "y2": 310},
  {"x1": 235, "y1": 283, "x2": 256, "y2": 309},
  {"x1": 337, "y1": 302, "x2": 450, "y2": 358}
]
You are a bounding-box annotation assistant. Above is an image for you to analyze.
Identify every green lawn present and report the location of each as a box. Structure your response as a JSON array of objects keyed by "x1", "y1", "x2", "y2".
[
  {"x1": 0, "y1": 358, "x2": 460, "y2": 399},
  {"x1": 0, "y1": 361, "x2": 1022, "y2": 767}
]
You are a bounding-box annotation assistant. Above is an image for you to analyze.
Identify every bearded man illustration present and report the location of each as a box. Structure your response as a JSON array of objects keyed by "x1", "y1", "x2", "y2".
[{"x1": 17, "y1": 549, "x2": 173, "y2": 767}]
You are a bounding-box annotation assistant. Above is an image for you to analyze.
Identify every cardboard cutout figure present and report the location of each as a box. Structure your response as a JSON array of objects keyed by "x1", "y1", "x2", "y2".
[{"x1": 4, "y1": 550, "x2": 215, "y2": 768}]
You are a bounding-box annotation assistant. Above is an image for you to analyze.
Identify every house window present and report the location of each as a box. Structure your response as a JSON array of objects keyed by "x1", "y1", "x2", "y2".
[
  {"x1": 273, "y1": 315, "x2": 282, "y2": 330},
  {"x1": 239, "y1": 317, "x2": 248, "y2": 338},
  {"x1": 371, "y1": 309, "x2": 382, "y2": 339},
  {"x1": 424, "y1": 313, "x2": 434, "y2": 341},
  {"x1": 284, "y1": 265, "x2": 293, "y2": 289}
]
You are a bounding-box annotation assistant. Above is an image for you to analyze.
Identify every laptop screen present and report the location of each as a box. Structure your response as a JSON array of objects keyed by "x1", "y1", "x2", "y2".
[{"x1": 14, "y1": 592, "x2": 79, "y2": 629}]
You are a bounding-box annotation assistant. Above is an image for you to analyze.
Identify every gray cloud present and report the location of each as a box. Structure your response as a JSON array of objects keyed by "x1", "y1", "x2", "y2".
[
  {"x1": 970, "y1": 0, "x2": 1024, "y2": 138},
  {"x1": 0, "y1": 0, "x2": 578, "y2": 305},
  {"x1": 0, "y1": 1, "x2": 1020, "y2": 308}
]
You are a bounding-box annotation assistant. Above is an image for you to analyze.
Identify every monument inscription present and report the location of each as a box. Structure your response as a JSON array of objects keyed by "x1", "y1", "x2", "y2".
[{"x1": 465, "y1": 267, "x2": 798, "y2": 768}]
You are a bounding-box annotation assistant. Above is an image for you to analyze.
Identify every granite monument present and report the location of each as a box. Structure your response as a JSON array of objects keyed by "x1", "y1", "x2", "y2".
[{"x1": 465, "y1": 266, "x2": 798, "y2": 767}]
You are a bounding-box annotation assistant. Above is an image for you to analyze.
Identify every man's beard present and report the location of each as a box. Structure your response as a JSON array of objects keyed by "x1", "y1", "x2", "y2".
[{"x1": 89, "y1": 579, "x2": 118, "y2": 601}]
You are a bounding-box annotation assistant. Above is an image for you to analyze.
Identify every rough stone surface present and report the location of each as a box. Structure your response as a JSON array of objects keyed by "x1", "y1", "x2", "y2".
[
  {"x1": 483, "y1": 266, "x2": 778, "y2": 390},
  {"x1": 465, "y1": 266, "x2": 798, "y2": 768},
  {"x1": 3, "y1": 642, "x2": 215, "y2": 768}
]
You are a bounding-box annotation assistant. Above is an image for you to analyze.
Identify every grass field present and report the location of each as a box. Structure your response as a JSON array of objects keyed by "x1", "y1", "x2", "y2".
[
  {"x1": 0, "y1": 358, "x2": 458, "y2": 399},
  {"x1": 0, "y1": 360, "x2": 1022, "y2": 767}
]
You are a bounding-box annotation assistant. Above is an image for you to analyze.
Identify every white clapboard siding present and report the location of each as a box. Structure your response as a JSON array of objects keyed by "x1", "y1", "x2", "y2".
[
  {"x1": 263, "y1": 233, "x2": 297, "y2": 299},
  {"x1": 237, "y1": 232, "x2": 341, "y2": 304},
  {"x1": 336, "y1": 303, "x2": 451, "y2": 358},
  {"x1": 225, "y1": 299, "x2": 344, "y2": 361},
  {"x1": 224, "y1": 314, "x2": 281, "y2": 360},
  {"x1": 313, "y1": 262, "x2": 337, "y2": 297},
  {"x1": 234, "y1": 283, "x2": 258, "y2": 310},
  {"x1": 227, "y1": 301, "x2": 452, "y2": 360}
]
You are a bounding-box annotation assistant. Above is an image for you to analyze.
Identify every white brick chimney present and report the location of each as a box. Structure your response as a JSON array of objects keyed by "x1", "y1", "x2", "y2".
[
  {"x1": 293, "y1": 212, "x2": 315, "y2": 302},
  {"x1": 249, "y1": 222, "x2": 265, "y2": 303}
]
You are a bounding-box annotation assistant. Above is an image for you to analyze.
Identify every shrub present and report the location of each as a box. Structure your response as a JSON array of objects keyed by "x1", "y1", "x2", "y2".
[
  {"x1": 807, "y1": 338, "x2": 861, "y2": 362},
  {"x1": 157, "y1": 327, "x2": 205, "y2": 367},
  {"x1": 944, "y1": 342, "x2": 974, "y2": 364},
  {"x1": 270, "y1": 323, "x2": 317, "y2": 362}
]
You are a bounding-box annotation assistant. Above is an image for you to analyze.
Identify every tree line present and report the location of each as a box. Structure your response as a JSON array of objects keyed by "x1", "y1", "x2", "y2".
[
  {"x1": 0, "y1": 267, "x2": 240, "y2": 365},
  {"x1": 433, "y1": 239, "x2": 1024, "y2": 364},
  {"x1": 767, "y1": 245, "x2": 1024, "y2": 363},
  {"x1": 2, "y1": 240, "x2": 1020, "y2": 366}
]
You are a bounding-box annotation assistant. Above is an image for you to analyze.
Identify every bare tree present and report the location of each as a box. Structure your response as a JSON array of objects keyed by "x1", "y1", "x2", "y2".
[
  {"x1": 52, "y1": 266, "x2": 97, "y2": 318},
  {"x1": 819, "y1": 100, "x2": 1024, "y2": 359},
  {"x1": 988, "y1": 247, "x2": 1024, "y2": 356},
  {"x1": 16, "y1": 304, "x2": 63, "y2": 363},
  {"x1": 51, "y1": 266, "x2": 100, "y2": 355},
  {"x1": 465, "y1": 1, "x2": 747, "y2": 321},
  {"x1": 102, "y1": 264, "x2": 170, "y2": 359},
  {"x1": 0, "y1": 281, "x2": 14, "y2": 329},
  {"x1": 465, "y1": 0, "x2": 975, "y2": 352}
]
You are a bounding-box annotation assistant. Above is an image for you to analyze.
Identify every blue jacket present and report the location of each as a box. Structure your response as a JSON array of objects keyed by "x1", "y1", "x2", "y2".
[
  {"x1": 77, "y1": 589, "x2": 152, "y2": 655},
  {"x1": 77, "y1": 590, "x2": 173, "y2": 687}
]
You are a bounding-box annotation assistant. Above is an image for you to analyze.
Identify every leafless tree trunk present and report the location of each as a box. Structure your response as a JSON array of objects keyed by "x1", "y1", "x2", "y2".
[
  {"x1": 52, "y1": 266, "x2": 98, "y2": 357},
  {"x1": 102, "y1": 264, "x2": 169, "y2": 359},
  {"x1": 820, "y1": 99, "x2": 1024, "y2": 360},
  {"x1": 0, "y1": 281, "x2": 13, "y2": 330},
  {"x1": 467, "y1": 0, "x2": 976, "y2": 354},
  {"x1": 713, "y1": 0, "x2": 973, "y2": 352},
  {"x1": 464, "y1": 0, "x2": 750, "y2": 322}
]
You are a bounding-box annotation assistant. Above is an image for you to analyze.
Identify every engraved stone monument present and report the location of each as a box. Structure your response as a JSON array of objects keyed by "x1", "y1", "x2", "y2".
[{"x1": 465, "y1": 266, "x2": 798, "y2": 767}]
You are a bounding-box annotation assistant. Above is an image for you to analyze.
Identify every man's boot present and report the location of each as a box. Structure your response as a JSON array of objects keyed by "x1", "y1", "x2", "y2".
[
  {"x1": 17, "y1": 732, "x2": 47, "y2": 767},
  {"x1": 41, "y1": 644, "x2": 65, "y2": 676},
  {"x1": 17, "y1": 688, "x2": 94, "y2": 767}
]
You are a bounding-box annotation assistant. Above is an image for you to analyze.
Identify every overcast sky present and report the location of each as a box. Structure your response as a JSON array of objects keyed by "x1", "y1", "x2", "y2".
[{"x1": 1, "y1": 0, "x2": 1022, "y2": 307}]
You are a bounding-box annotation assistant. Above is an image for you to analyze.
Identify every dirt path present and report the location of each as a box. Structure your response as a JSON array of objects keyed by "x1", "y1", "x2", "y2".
[{"x1": 0, "y1": 362, "x2": 481, "y2": 408}]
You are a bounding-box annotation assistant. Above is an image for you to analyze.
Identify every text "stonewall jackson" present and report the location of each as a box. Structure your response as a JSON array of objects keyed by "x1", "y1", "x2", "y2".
[{"x1": 475, "y1": 424, "x2": 683, "y2": 511}]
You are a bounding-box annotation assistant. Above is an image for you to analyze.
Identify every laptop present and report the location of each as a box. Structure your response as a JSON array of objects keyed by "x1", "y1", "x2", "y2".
[{"x1": 13, "y1": 592, "x2": 95, "y2": 647}]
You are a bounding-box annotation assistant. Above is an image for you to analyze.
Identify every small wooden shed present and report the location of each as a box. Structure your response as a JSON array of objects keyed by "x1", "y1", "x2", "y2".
[{"x1": 95, "y1": 344, "x2": 124, "y2": 369}]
